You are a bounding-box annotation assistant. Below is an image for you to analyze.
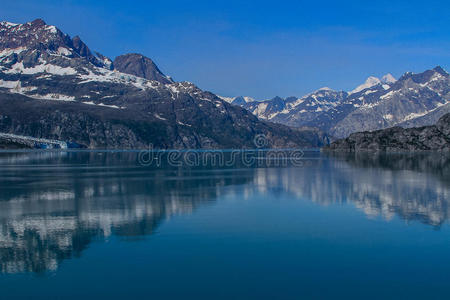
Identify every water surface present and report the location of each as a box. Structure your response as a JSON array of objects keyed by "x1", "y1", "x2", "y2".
[{"x1": 0, "y1": 151, "x2": 449, "y2": 299}]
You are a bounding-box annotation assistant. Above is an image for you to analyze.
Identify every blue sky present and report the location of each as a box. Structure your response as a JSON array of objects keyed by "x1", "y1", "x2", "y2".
[{"x1": 2, "y1": 0, "x2": 449, "y2": 98}]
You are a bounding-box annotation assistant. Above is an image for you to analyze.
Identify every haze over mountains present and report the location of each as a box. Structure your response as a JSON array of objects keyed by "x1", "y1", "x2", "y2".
[{"x1": 0, "y1": 19, "x2": 327, "y2": 149}]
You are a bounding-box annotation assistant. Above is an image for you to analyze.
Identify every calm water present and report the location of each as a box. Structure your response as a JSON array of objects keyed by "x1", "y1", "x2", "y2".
[{"x1": 0, "y1": 151, "x2": 449, "y2": 299}]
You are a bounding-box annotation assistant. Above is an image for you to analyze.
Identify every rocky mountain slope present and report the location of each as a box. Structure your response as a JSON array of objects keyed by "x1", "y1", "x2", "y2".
[
  {"x1": 323, "y1": 113, "x2": 450, "y2": 152},
  {"x1": 0, "y1": 19, "x2": 327, "y2": 149},
  {"x1": 228, "y1": 68, "x2": 449, "y2": 138},
  {"x1": 113, "y1": 53, "x2": 173, "y2": 84}
]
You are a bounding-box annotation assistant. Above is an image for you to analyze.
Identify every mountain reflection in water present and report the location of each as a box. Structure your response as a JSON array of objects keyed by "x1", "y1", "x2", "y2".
[{"x1": 0, "y1": 151, "x2": 448, "y2": 274}]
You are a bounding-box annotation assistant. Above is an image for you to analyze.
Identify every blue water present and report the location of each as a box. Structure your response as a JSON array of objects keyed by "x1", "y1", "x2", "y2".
[{"x1": 0, "y1": 151, "x2": 449, "y2": 299}]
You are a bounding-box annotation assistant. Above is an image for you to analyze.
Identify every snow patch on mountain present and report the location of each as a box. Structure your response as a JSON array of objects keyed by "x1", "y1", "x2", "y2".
[
  {"x1": 381, "y1": 73, "x2": 396, "y2": 84},
  {"x1": 316, "y1": 87, "x2": 333, "y2": 92},
  {"x1": 0, "y1": 79, "x2": 21, "y2": 89},
  {"x1": 218, "y1": 95, "x2": 256, "y2": 104},
  {"x1": 153, "y1": 113, "x2": 167, "y2": 121},
  {"x1": 5, "y1": 61, "x2": 77, "y2": 75},
  {"x1": 0, "y1": 80, "x2": 38, "y2": 95},
  {"x1": 82, "y1": 101, "x2": 124, "y2": 109},
  {"x1": 77, "y1": 67, "x2": 162, "y2": 91},
  {"x1": 31, "y1": 93, "x2": 76, "y2": 102},
  {"x1": 0, "y1": 47, "x2": 27, "y2": 58},
  {"x1": 0, "y1": 21, "x2": 19, "y2": 28},
  {"x1": 57, "y1": 47, "x2": 72, "y2": 56},
  {"x1": 217, "y1": 95, "x2": 235, "y2": 103},
  {"x1": 350, "y1": 76, "x2": 381, "y2": 94},
  {"x1": 401, "y1": 102, "x2": 446, "y2": 122},
  {"x1": 46, "y1": 25, "x2": 58, "y2": 34},
  {"x1": 349, "y1": 74, "x2": 396, "y2": 95}
]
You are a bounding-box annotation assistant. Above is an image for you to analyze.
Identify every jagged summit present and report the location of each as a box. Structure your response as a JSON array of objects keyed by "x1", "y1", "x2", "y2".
[
  {"x1": 29, "y1": 18, "x2": 46, "y2": 26},
  {"x1": 113, "y1": 53, "x2": 173, "y2": 84},
  {"x1": 217, "y1": 95, "x2": 256, "y2": 105},
  {"x1": 0, "y1": 19, "x2": 174, "y2": 81},
  {"x1": 433, "y1": 65, "x2": 448, "y2": 76},
  {"x1": 397, "y1": 65, "x2": 449, "y2": 84},
  {"x1": 0, "y1": 18, "x2": 63, "y2": 48},
  {"x1": 350, "y1": 76, "x2": 381, "y2": 94},
  {"x1": 381, "y1": 73, "x2": 396, "y2": 84},
  {"x1": 0, "y1": 18, "x2": 47, "y2": 27},
  {"x1": 349, "y1": 73, "x2": 396, "y2": 94},
  {"x1": 0, "y1": 18, "x2": 108, "y2": 68}
]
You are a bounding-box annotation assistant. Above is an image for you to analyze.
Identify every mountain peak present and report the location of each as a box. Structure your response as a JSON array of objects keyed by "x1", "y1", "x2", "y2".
[
  {"x1": 433, "y1": 66, "x2": 448, "y2": 76},
  {"x1": 231, "y1": 96, "x2": 247, "y2": 106},
  {"x1": 398, "y1": 67, "x2": 448, "y2": 83},
  {"x1": 381, "y1": 73, "x2": 396, "y2": 84},
  {"x1": 364, "y1": 76, "x2": 381, "y2": 85},
  {"x1": 72, "y1": 36, "x2": 91, "y2": 56},
  {"x1": 316, "y1": 87, "x2": 334, "y2": 92},
  {"x1": 271, "y1": 96, "x2": 284, "y2": 103},
  {"x1": 0, "y1": 19, "x2": 67, "y2": 52},
  {"x1": 30, "y1": 18, "x2": 47, "y2": 27},
  {"x1": 113, "y1": 53, "x2": 173, "y2": 84},
  {"x1": 350, "y1": 76, "x2": 381, "y2": 94}
]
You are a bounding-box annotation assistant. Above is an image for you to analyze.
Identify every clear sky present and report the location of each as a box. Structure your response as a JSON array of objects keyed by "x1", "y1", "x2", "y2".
[{"x1": 2, "y1": 0, "x2": 449, "y2": 99}]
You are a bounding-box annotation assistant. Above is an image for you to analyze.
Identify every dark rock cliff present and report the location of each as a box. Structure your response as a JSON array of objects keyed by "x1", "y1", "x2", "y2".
[{"x1": 323, "y1": 113, "x2": 450, "y2": 152}]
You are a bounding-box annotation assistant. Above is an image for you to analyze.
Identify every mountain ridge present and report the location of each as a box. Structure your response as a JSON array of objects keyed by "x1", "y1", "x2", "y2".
[
  {"x1": 225, "y1": 66, "x2": 449, "y2": 139},
  {"x1": 0, "y1": 19, "x2": 327, "y2": 149}
]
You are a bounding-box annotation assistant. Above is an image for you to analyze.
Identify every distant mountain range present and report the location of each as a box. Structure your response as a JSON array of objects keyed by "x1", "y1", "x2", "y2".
[
  {"x1": 0, "y1": 19, "x2": 327, "y2": 149},
  {"x1": 223, "y1": 67, "x2": 449, "y2": 139}
]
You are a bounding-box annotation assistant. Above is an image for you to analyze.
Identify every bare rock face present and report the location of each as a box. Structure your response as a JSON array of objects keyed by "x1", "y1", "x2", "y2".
[
  {"x1": 436, "y1": 113, "x2": 450, "y2": 137},
  {"x1": 113, "y1": 53, "x2": 173, "y2": 84},
  {"x1": 324, "y1": 113, "x2": 450, "y2": 152}
]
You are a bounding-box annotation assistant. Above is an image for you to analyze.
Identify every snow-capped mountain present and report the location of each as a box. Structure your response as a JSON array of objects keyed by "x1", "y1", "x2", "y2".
[
  {"x1": 218, "y1": 95, "x2": 255, "y2": 105},
  {"x1": 331, "y1": 67, "x2": 449, "y2": 138},
  {"x1": 230, "y1": 68, "x2": 449, "y2": 138},
  {"x1": 243, "y1": 87, "x2": 349, "y2": 131},
  {"x1": 381, "y1": 73, "x2": 396, "y2": 84},
  {"x1": 0, "y1": 19, "x2": 327, "y2": 149},
  {"x1": 349, "y1": 74, "x2": 395, "y2": 94}
]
